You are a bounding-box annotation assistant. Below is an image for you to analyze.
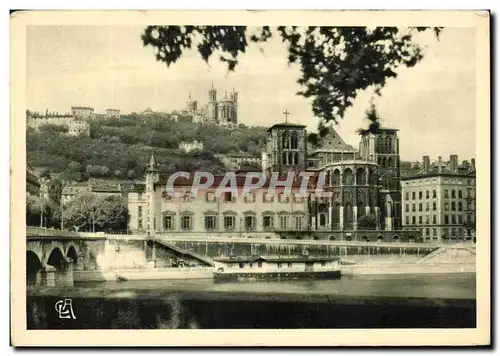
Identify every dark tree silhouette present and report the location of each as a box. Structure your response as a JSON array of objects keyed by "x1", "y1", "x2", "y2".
[
  {"x1": 357, "y1": 214, "x2": 378, "y2": 230},
  {"x1": 141, "y1": 26, "x2": 441, "y2": 132}
]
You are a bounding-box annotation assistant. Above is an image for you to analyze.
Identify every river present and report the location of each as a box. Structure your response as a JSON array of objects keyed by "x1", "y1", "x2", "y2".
[
  {"x1": 28, "y1": 273, "x2": 476, "y2": 329},
  {"x1": 74, "y1": 273, "x2": 476, "y2": 300}
]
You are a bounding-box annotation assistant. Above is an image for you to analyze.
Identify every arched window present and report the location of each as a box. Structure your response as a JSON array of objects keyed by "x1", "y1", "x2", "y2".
[
  {"x1": 332, "y1": 202, "x2": 340, "y2": 226},
  {"x1": 282, "y1": 131, "x2": 290, "y2": 149},
  {"x1": 288, "y1": 152, "x2": 293, "y2": 165},
  {"x1": 387, "y1": 157, "x2": 392, "y2": 168},
  {"x1": 387, "y1": 136, "x2": 392, "y2": 153},
  {"x1": 290, "y1": 131, "x2": 298, "y2": 149},
  {"x1": 382, "y1": 157, "x2": 387, "y2": 168},
  {"x1": 282, "y1": 152, "x2": 287, "y2": 165},
  {"x1": 343, "y1": 168, "x2": 353, "y2": 185},
  {"x1": 332, "y1": 169, "x2": 341, "y2": 185},
  {"x1": 294, "y1": 152, "x2": 299, "y2": 165},
  {"x1": 357, "y1": 200, "x2": 365, "y2": 218},
  {"x1": 356, "y1": 168, "x2": 365, "y2": 185},
  {"x1": 345, "y1": 203, "x2": 353, "y2": 227}
]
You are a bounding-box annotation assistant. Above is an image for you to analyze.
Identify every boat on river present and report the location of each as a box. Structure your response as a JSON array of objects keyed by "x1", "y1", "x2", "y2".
[{"x1": 213, "y1": 255, "x2": 342, "y2": 282}]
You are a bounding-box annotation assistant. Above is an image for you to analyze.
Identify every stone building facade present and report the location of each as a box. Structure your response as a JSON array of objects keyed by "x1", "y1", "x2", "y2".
[
  {"x1": 27, "y1": 110, "x2": 90, "y2": 137},
  {"x1": 128, "y1": 121, "x2": 418, "y2": 241},
  {"x1": 26, "y1": 163, "x2": 40, "y2": 196},
  {"x1": 401, "y1": 155, "x2": 476, "y2": 242},
  {"x1": 71, "y1": 106, "x2": 95, "y2": 120},
  {"x1": 105, "y1": 109, "x2": 120, "y2": 119}
]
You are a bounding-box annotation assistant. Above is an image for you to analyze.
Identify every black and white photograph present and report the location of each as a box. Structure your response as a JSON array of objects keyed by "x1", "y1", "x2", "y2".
[{"x1": 11, "y1": 10, "x2": 490, "y2": 347}]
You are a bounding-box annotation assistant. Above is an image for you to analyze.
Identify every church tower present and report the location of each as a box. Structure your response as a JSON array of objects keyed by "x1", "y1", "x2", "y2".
[
  {"x1": 359, "y1": 128, "x2": 401, "y2": 230},
  {"x1": 229, "y1": 87, "x2": 238, "y2": 124},
  {"x1": 145, "y1": 153, "x2": 159, "y2": 235},
  {"x1": 207, "y1": 83, "x2": 218, "y2": 123},
  {"x1": 266, "y1": 114, "x2": 307, "y2": 174}
]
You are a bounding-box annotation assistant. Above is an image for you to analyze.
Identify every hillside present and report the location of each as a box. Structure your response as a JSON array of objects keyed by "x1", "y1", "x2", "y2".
[{"x1": 27, "y1": 113, "x2": 269, "y2": 182}]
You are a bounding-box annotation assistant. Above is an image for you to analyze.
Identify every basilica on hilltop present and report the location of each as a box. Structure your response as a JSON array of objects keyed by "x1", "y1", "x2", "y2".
[{"x1": 184, "y1": 84, "x2": 238, "y2": 127}]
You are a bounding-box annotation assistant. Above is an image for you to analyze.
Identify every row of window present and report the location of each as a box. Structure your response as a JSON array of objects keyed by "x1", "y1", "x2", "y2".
[
  {"x1": 405, "y1": 188, "x2": 474, "y2": 200},
  {"x1": 163, "y1": 191, "x2": 308, "y2": 204},
  {"x1": 420, "y1": 227, "x2": 471, "y2": 237},
  {"x1": 405, "y1": 214, "x2": 474, "y2": 225},
  {"x1": 226, "y1": 261, "x2": 325, "y2": 268},
  {"x1": 405, "y1": 201, "x2": 470, "y2": 212},
  {"x1": 162, "y1": 214, "x2": 305, "y2": 232}
]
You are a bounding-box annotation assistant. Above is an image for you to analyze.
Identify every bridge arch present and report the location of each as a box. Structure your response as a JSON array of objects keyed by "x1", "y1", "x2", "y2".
[
  {"x1": 26, "y1": 250, "x2": 43, "y2": 286},
  {"x1": 66, "y1": 245, "x2": 80, "y2": 270},
  {"x1": 46, "y1": 246, "x2": 65, "y2": 270}
]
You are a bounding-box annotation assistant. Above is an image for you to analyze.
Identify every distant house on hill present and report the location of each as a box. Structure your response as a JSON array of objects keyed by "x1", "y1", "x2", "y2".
[
  {"x1": 216, "y1": 152, "x2": 262, "y2": 171},
  {"x1": 179, "y1": 140, "x2": 204, "y2": 153},
  {"x1": 61, "y1": 179, "x2": 128, "y2": 204},
  {"x1": 26, "y1": 163, "x2": 40, "y2": 196}
]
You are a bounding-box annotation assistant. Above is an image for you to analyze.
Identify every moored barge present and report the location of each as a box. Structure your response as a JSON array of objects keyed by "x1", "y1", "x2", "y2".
[{"x1": 213, "y1": 255, "x2": 342, "y2": 282}]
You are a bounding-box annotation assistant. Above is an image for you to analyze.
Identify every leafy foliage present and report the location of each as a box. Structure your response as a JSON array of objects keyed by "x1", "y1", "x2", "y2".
[
  {"x1": 142, "y1": 26, "x2": 441, "y2": 131},
  {"x1": 357, "y1": 102, "x2": 382, "y2": 135},
  {"x1": 357, "y1": 214, "x2": 378, "y2": 230},
  {"x1": 27, "y1": 114, "x2": 268, "y2": 180},
  {"x1": 62, "y1": 192, "x2": 129, "y2": 232}
]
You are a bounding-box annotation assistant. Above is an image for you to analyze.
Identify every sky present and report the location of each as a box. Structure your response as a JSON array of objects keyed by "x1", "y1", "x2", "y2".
[{"x1": 26, "y1": 26, "x2": 476, "y2": 162}]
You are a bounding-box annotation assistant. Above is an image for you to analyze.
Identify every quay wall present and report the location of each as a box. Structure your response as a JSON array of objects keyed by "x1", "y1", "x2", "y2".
[
  {"x1": 73, "y1": 267, "x2": 213, "y2": 282},
  {"x1": 343, "y1": 264, "x2": 476, "y2": 276},
  {"x1": 161, "y1": 238, "x2": 439, "y2": 260}
]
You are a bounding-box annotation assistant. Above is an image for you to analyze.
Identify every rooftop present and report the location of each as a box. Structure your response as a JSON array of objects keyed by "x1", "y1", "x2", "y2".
[
  {"x1": 155, "y1": 171, "x2": 322, "y2": 189},
  {"x1": 214, "y1": 255, "x2": 340, "y2": 263},
  {"x1": 267, "y1": 122, "x2": 307, "y2": 132},
  {"x1": 400, "y1": 170, "x2": 476, "y2": 181},
  {"x1": 71, "y1": 106, "x2": 94, "y2": 110}
]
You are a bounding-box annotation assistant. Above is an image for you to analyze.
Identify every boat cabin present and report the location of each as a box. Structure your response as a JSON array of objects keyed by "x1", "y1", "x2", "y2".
[{"x1": 213, "y1": 255, "x2": 341, "y2": 273}]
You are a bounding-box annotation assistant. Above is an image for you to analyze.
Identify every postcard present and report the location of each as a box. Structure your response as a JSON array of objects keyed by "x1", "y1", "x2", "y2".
[{"x1": 11, "y1": 9, "x2": 490, "y2": 347}]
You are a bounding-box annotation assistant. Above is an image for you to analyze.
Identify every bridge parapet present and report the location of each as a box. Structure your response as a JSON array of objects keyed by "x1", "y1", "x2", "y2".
[{"x1": 27, "y1": 227, "x2": 81, "y2": 239}]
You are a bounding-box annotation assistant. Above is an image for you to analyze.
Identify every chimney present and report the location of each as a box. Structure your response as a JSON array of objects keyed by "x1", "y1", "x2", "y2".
[
  {"x1": 438, "y1": 156, "x2": 443, "y2": 173},
  {"x1": 422, "y1": 155, "x2": 430, "y2": 173},
  {"x1": 449, "y1": 154, "x2": 458, "y2": 172},
  {"x1": 471, "y1": 158, "x2": 476, "y2": 170}
]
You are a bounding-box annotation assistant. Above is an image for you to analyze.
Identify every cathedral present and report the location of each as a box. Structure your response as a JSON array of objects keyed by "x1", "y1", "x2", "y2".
[
  {"x1": 127, "y1": 118, "x2": 417, "y2": 242},
  {"x1": 185, "y1": 84, "x2": 238, "y2": 127},
  {"x1": 261, "y1": 122, "x2": 402, "y2": 232}
]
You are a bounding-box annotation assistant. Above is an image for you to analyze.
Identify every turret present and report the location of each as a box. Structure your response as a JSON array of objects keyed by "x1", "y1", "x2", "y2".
[
  {"x1": 146, "y1": 153, "x2": 159, "y2": 235},
  {"x1": 230, "y1": 86, "x2": 238, "y2": 104},
  {"x1": 146, "y1": 152, "x2": 159, "y2": 174},
  {"x1": 208, "y1": 82, "x2": 217, "y2": 102}
]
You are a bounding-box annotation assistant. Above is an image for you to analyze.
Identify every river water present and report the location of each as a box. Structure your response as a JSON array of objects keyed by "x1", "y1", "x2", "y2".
[{"x1": 75, "y1": 273, "x2": 476, "y2": 300}]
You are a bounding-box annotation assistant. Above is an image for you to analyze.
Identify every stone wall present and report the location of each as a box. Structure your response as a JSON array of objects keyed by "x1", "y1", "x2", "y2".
[{"x1": 165, "y1": 239, "x2": 437, "y2": 259}]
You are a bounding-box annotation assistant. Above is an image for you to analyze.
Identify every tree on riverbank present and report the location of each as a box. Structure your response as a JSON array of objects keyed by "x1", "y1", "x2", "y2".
[
  {"x1": 62, "y1": 192, "x2": 129, "y2": 233},
  {"x1": 357, "y1": 214, "x2": 378, "y2": 230}
]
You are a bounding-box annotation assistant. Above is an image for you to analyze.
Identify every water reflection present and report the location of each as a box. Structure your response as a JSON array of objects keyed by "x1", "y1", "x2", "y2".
[{"x1": 73, "y1": 273, "x2": 476, "y2": 300}]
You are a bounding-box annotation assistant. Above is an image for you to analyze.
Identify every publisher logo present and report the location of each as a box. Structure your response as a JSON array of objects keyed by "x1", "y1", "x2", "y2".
[{"x1": 55, "y1": 298, "x2": 76, "y2": 319}]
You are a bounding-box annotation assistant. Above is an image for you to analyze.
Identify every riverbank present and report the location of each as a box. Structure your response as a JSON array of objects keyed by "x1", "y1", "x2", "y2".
[
  {"x1": 73, "y1": 267, "x2": 213, "y2": 282},
  {"x1": 343, "y1": 263, "x2": 476, "y2": 276},
  {"x1": 72, "y1": 262, "x2": 475, "y2": 282}
]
